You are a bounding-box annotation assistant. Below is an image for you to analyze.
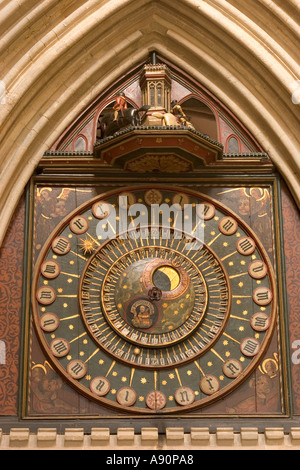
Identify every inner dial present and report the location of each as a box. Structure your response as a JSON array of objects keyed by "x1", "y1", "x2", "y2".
[
  {"x1": 103, "y1": 249, "x2": 206, "y2": 346},
  {"x1": 80, "y1": 228, "x2": 230, "y2": 369}
]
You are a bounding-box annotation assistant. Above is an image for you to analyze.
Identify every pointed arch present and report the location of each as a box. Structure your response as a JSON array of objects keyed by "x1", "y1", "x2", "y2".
[{"x1": 0, "y1": 0, "x2": 299, "y2": 245}]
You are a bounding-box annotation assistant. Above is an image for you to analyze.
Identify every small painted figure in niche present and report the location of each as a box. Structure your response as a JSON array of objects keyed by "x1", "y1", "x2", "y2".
[
  {"x1": 31, "y1": 363, "x2": 78, "y2": 414},
  {"x1": 237, "y1": 188, "x2": 273, "y2": 253},
  {"x1": 113, "y1": 92, "x2": 128, "y2": 121},
  {"x1": 226, "y1": 373, "x2": 279, "y2": 413},
  {"x1": 217, "y1": 187, "x2": 273, "y2": 253},
  {"x1": 130, "y1": 300, "x2": 155, "y2": 329},
  {"x1": 35, "y1": 188, "x2": 72, "y2": 250},
  {"x1": 226, "y1": 354, "x2": 280, "y2": 413}
]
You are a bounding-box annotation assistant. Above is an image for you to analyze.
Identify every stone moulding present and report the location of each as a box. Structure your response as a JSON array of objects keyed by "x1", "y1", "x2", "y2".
[{"x1": 1, "y1": 427, "x2": 300, "y2": 450}]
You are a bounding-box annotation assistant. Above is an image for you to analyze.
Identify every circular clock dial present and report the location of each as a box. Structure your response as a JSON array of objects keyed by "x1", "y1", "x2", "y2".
[
  {"x1": 79, "y1": 227, "x2": 229, "y2": 366},
  {"x1": 32, "y1": 186, "x2": 277, "y2": 414}
]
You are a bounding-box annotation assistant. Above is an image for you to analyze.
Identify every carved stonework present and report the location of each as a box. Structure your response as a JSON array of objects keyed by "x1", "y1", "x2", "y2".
[
  {"x1": 125, "y1": 154, "x2": 193, "y2": 173},
  {"x1": 140, "y1": 63, "x2": 172, "y2": 113},
  {"x1": 93, "y1": 127, "x2": 224, "y2": 168}
]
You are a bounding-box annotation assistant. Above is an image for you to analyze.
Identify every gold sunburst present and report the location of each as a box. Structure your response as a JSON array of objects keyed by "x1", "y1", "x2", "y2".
[{"x1": 79, "y1": 238, "x2": 97, "y2": 255}]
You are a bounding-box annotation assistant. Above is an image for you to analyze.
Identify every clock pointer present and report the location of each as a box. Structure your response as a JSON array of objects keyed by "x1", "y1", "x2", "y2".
[{"x1": 148, "y1": 287, "x2": 162, "y2": 301}]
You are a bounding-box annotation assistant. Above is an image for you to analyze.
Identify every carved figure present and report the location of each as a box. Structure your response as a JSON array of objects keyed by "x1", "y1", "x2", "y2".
[
  {"x1": 99, "y1": 93, "x2": 150, "y2": 138},
  {"x1": 113, "y1": 92, "x2": 128, "y2": 121},
  {"x1": 152, "y1": 100, "x2": 195, "y2": 129},
  {"x1": 170, "y1": 100, "x2": 188, "y2": 124},
  {"x1": 152, "y1": 111, "x2": 178, "y2": 126}
]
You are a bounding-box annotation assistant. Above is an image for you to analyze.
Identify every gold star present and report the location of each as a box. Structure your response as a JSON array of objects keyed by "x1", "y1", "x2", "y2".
[{"x1": 79, "y1": 237, "x2": 97, "y2": 255}]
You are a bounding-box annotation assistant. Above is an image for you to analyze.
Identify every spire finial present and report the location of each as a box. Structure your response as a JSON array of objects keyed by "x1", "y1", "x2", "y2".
[{"x1": 151, "y1": 51, "x2": 157, "y2": 65}]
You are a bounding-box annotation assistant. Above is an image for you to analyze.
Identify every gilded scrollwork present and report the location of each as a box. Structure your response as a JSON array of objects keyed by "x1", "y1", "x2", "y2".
[{"x1": 125, "y1": 154, "x2": 192, "y2": 173}]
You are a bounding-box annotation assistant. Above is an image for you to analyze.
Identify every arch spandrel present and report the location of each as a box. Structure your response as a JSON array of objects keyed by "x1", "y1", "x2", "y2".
[{"x1": 50, "y1": 55, "x2": 262, "y2": 153}]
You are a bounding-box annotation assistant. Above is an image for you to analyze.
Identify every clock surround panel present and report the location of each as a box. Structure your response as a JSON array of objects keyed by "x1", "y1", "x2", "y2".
[{"x1": 30, "y1": 184, "x2": 278, "y2": 415}]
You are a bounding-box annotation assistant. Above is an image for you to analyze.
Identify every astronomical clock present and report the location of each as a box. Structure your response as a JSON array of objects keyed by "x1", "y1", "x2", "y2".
[
  {"x1": 21, "y1": 58, "x2": 288, "y2": 422},
  {"x1": 31, "y1": 184, "x2": 277, "y2": 414}
]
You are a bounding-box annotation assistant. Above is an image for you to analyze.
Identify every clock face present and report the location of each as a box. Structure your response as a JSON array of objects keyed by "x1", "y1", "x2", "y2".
[{"x1": 32, "y1": 186, "x2": 277, "y2": 414}]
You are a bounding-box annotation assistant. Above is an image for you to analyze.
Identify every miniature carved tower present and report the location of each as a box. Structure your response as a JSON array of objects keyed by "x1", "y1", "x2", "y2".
[{"x1": 140, "y1": 53, "x2": 172, "y2": 125}]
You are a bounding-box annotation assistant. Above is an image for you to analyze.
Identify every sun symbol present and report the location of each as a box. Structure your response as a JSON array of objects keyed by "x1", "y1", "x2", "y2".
[{"x1": 79, "y1": 237, "x2": 97, "y2": 255}]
